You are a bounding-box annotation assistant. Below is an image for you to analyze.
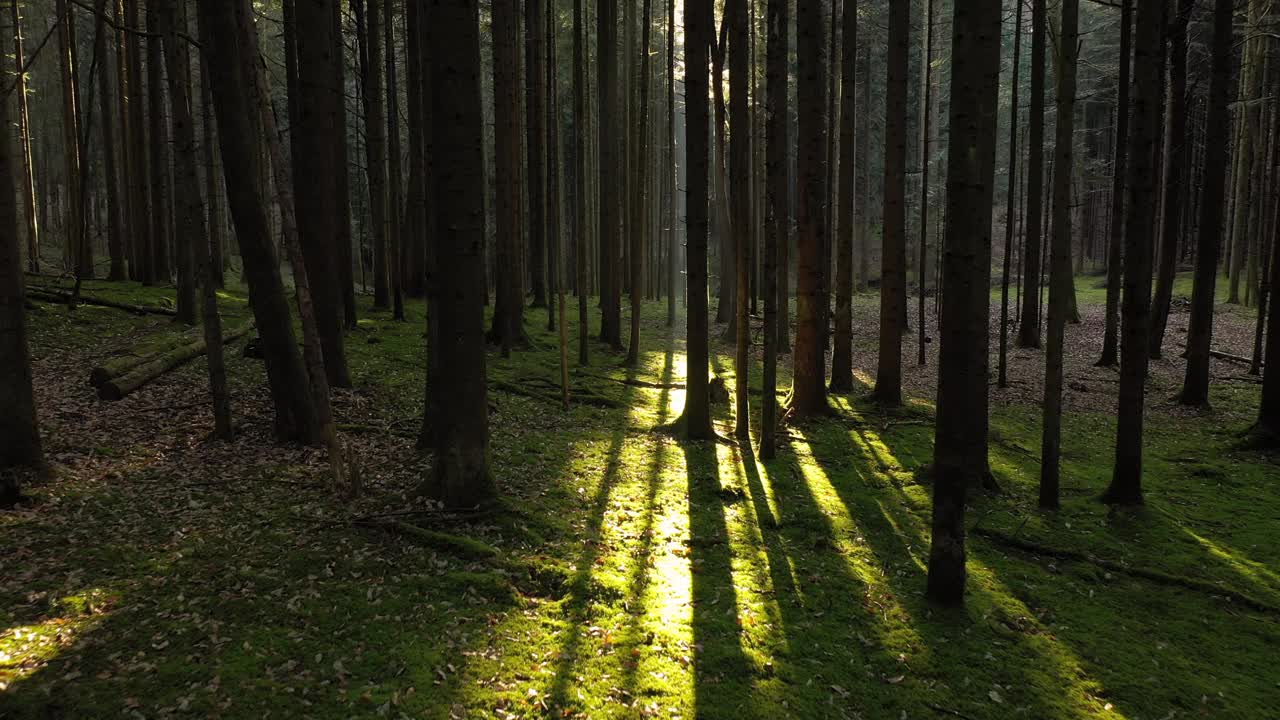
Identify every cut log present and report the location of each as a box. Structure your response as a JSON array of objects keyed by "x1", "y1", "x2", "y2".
[
  {"x1": 90, "y1": 325, "x2": 208, "y2": 387},
  {"x1": 27, "y1": 286, "x2": 178, "y2": 316},
  {"x1": 97, "y1": 324, "x2": 252, "y2": 401}
]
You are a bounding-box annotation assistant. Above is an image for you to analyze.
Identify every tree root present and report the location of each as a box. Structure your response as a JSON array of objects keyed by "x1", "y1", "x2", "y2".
[
  {"x1": 973, "y1": 527, "x2": 1280, "y2": 615},
  {"x1": 357, "y1": 519, "x2": 500, "y2": 560}
]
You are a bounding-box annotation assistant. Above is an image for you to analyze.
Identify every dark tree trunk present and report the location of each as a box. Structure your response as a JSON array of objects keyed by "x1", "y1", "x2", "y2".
[
  {"x1": 761, "y1": 0, "x2": 787, "y2": 458},
  {"x1": 998, "y1": 0, "x2": 1023, "y2": 388},
  {"x1": 95, "y1": 0, "x2": 127, "y2": 282},
  {"x1": 1149, "y1": 0, "x2": 1192, "y2": 358},
  {"x1": 598, "y1": 0, "x2": 623, "y2": 349},
  {"x1": 874, "y1": 0, "x2": 907, "y2": 405},
  {"x1": 359, "y1": 0, "x2": 390, "y2": 309},
  {"x1": 1040, "y1": 0, "x2": 1080, "y2": 511},
  {"x1": 916, "y1": 0, "x2": 933, "y2": 366},
  {"x1": 729, "y1": 0, "x2": 749, "y2": 435},
  {"x1": 146, "y1": 3, "x2": 170, "y2": 282},
  {"x1": 386, "y1": 0, "x2": 405, "y2": 321},
  {"x1": 424, "y1": 0, "x2": 496, "y2": 508},
  {"x1": 293, "y1": 0, "x2": 352, "y2": 387},
  {"x1": 1017, "y1": 0, "x2": 1047, "y2": 349},
  {"x1": 159, "y1": 0, "x2": 230, "y2": 437},
  {"x1": 627, "y1": 0, "x2": 653, "y2": 366},
  {"x1": 126, "y1": 0, "x2": 151, "y2": 284},
  {"x1": 197, "y1": 0, "x2": 321, "y2": 446},
  {"x1": 332, "y1": 2, "x2": 357, "y2": 330},
  {"x1": 12, "y1": 0, "x2": 41, "y2": 275},
  {"x1": 574, "y1": 0, "x2": 589, "y2": 365},
  {"x1": 679, "y1": 0, "x2": 714, "y2": 439},
  {"x1": 1105, "y1": 0, "x2": 1162, "y2": 507},
  {"x1": 527, "y1": 0, "x2": 547, "y2": 309},
  {"x1": 491, "y1": 0, "x2": 525, "y2": 356},
  {"x1": 201, "y1": 64, "x2": 225, "y2": 289},
  {"x1": 829, "y1": 0, "x2": 857, "y2": 393},
  {"x1": 1, "y1": 70, "x2": 43, "y2": 498},
  {"x1": 927, "y1": 0, "x2": 1001, "y2": 607},
  {"x1": 1098, "y1": 0, "x2": 1131, "y2": 367},
  {"x1": 56, "y1": 0, "x2": 86, "y2": 279}
]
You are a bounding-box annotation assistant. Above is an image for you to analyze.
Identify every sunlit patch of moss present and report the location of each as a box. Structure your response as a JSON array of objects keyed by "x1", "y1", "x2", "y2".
[{"x1": 0, "y1": 590, "x2": 114, "y2": 691}]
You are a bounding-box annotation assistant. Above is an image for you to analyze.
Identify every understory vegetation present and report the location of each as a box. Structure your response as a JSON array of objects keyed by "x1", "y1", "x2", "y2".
[{"x1": 3, "y1": 280, "x2": 1276, "y2": 719}]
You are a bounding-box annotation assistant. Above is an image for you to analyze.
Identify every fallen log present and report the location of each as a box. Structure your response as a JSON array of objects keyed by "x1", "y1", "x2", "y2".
[
  {"x1": 1209, "y1": 349, "x2": 1262, "y2": 368},
  {"x1": 97, "y1": 324, "x2": 252, "y2": 401},
  {"x1": 27, "y1": 286, "x2": 177, "y2": 317},
  {"x1": 89, "y1": 325, "x2": 207, "y2": 387}
]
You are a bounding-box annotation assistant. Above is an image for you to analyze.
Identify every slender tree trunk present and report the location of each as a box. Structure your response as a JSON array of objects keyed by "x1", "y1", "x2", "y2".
[
  {"x1": 874, "y1": 0, "x2": 907, "y2": 405},
  {"x1": 1228, "y1": 0, "x2": 1262, "y2": 306},
  {"x1": 1017, "y1": 0, "x2": 1047, "y2": 348},
  {"x1": 999, "y1": 0, "x2": 1023, "y2": 388},
  {"x1": 424, "y1": 0, "x2": 496, "y2": 507},
  {"x1": 386, "y1": 1, "x2": 404, "y2": 321},
  {"x1": 147, "y1": 4, "x2": 171, "y2": 283},
  {"x1": 927, "y1": 0, "x2": 1001, "y2": 607},
  {"x1": 56, "y1": 0, "x2": 86, "y2": 280},
  {"x1": 126, "y1": 0, "x2": 150, "y2": 283},
  {"x1": 491, "y1": 0, "x2": 524, "y2": 356},
  {"x1": 94, "y1": 0, "x2": 127, "y2": 282},
  {"x1": 761, "y1": 0, "x2": 787, "y2": 457},
  {"x1": 1040, "y1": 0, "x2": 1080, "y2": 511},
  {"x1": 332, "y1": 2, "x2": 357, "y2": 330},
  {"x1": 12, "y1": 0, "x2": 40, "y2": 274},
  {"x1": 1098, "y1": 0, "x2": 1131, "y2": 367},
  {"x1": 1149, "y1": 0, "x2": 1192, "y2": 358},
  {"x1": 159, "y1": 0, "x2": 229, "y2": 436},
  {"x1": 598, "y1": 0, "x2": 623, "y2": 349},
  {"x1": 916, "y1": 0, "x2": 932, "y2": 366},
  {"x1": 547, "y1": 0, "x2": 563, "y2": 342},
  {"x1": 666, "y1": 0, "x2": 678, "y2": 327},
  {"x1": 627, "y1": 0, "x2": 653, "y2": 366},
  {"x1": 574, "y1": 0, "x2": 589, "y2": 365},
  {"x1": 679, "y1": 0, "x2": 714, "y2": 439},
  {"x1": 830, "y1": 0, "x2": 856, "y2": 392},
  {"x1": 1, "y1": 57, "x2": 43, "y2": 500},
  {"x1": 1105, "y1": 0, "x2": 1162, "y2": 506},
  {"x1": 201, "y1": 65, "x2": 225, "y2": 288},
  {"x1": 528, "y1": 0, "x2": 548, "y2": 309},
  {"x1": 728, "y1": 0, "x2": 749, "y2": 435},
  {"x1": 197, "y1": 0, "x2": 321, "y2": 445},
  {"x1": 358, "y1": 0, "x2": 389, "y2": 309}
]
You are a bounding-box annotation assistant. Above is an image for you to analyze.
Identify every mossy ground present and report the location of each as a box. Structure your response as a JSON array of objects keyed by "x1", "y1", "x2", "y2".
[{"x1": 2, "y1": 276, "x2": 1277, "y2": 719}]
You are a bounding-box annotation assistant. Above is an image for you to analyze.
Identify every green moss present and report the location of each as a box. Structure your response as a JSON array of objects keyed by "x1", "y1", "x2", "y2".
[{"x1": 4, "y1": 285, "x2": 1277, "y2": 719}]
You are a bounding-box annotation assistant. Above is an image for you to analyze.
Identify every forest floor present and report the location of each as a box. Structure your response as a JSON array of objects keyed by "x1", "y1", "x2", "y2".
[{"x1": 3, "y1": 272, "x2": 1278, "y2": 720}]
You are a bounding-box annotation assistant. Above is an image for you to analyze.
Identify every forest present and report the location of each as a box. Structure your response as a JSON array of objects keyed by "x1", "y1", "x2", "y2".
[{"x1": 1, "y1": 0, "x2": 1278, "y2": 717}]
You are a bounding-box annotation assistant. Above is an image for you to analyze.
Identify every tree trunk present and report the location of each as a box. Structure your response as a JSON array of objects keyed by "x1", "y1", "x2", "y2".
[
  {"x1": 56, "y1": 0, "x2": 87, "y2": 280},
  {"x1": 1105, "y1": 0, "x2": 1162, "y2": 506},
  {"x1": 679, "y1": 0, "x2": 714, "y2": 439},
  {"x1": 1040, "y1": 0, "x2": 1080, "y2": 511},
  {"x1": 196, "y1": 0, "x2": 321, "y2": 446},
  {"x1": 1017, "y1": 0, "x2": 1047, "y2": 348},
  {"x1": 332, "y1": 2, "x2": 357, "y2": 330},
  {"x1": 358, "y1": 0, "x2": 389, "y2": 309},
  {"x1": 761, "y1": 0, "x2": 787, "y2": 457},
  {"x1": 491, "y1": 0, "x2": 525, "y2": 356},
  {"x1": 201, "y1": 63, "x2": 225, "y2": 288},
  {"x1": 1, "y1": 62, "x2": 43, "y2": 498},
  {"x1": 1148, "y1": 0, "x2": 1192, "y2": 358},
  {"x1": 12, "y1": 0, "x2": 40, "y2": 275},
  {"x1": 574, "y1": 0, "x2": 589, "y2": 365},
  {"x1": 1227, "y1": 0, "x2": 1262, "y2": 306},
  {"x1": 146, "y1": 4, "x2": 171, "y2": 283},
  {"x1": 386, "y1": 1, "x2": 405, "y2": 321},
  {"x1": 999, "y1": 0, "x2": 1023, "y2": 388},
  {"x1": 598, "y1": 0, "x2": 623, "y2": 349},
  {"x1": 874, "y1": 0, "x2": 907, "y2": 405},
  {"x1": 1098, "y1": 0, "x2": 1131, "y2": 367},
  {"x1": 528, "y1": 0, "x2": 547, "y2": 309},
  {"x1": 916, "y1": 0, "x2": 933, "y2": 366},
  {"x1": 424, "y1": 0, "x2": 496, "y2": 508},
  {"x1": 830, "y1": 0, "x2": 856, "y2": 392},
  {"x1": 94, "y1": 0, "x2": 127, "y2": 282},
  {"x1": 125, "y1": 0, "x2": 151, "y2": 284},
  {"x1": 293, "y1": 0, "x2": 352, "y2": 387},
  {"x1": 927, "y1": 0, "x2": 1001, "y2": 607},
  {"x1": 727, "y1": 0, "x2": 749, "y2": 435}
]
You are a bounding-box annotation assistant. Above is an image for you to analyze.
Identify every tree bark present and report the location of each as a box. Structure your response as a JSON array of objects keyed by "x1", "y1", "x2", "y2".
[
  {"x1": 598, "y1": 0, "x2": 623, "y2": 349},
  {"x1": 527, "y1": 0, "x2": 548, "y2": 309},
  {"x1": 424, "y1": 0, "x2": 496, "y2": 508},
  {"x1": 927, "y1": 0, "x2": 1001, "y2": 607},
  {"x1": 146, "y1": 3, "x2": 170, "y2": 283},
  {"x1": 998, "y1": 0, "x2": 1023, "y2": 388},
  {"x1": 56, "y1": 0, "x2": 87, "y2": 280},
  {"x1": 12, "y1": 0, "x2": 40, "y2": 274},
  {"x1": 627, "y1": 0, "x2": 653, "y2": 366},
  {"x1": 386, "y1": 0, "x2": 405, "y2": 321},
  {"x1": 1105, "y1": 0, "x2": 1162, "y2": 506},
  {"x1": 874, "y1": 0, "x2": 907, "y2": 405},
  {"x1": 1017, "y1": 0, "x2": 1047, "y2": 348},
  {"x1": 1040, "y1": 0, "x2": 1080, "y2": 511},
  {"x1": 1098, "y1": 0, "x2": 1131, "y2": 367},
  {"x1": 830, "y1": 0, "x2": 856, "y2": 392},
  {"x1": 125, "y1": 0, "x2": 151, "y2": 284},
  {"x1": 94, "y1": 0, "x2": 127, "y2": 282},
  {"x1": 491, "y1": 0, "x2": 525, "y2": 357}
]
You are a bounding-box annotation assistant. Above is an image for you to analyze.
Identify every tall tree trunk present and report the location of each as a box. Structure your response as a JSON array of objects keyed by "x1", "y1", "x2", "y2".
[
  {"x1": 574, "y1": 0, "x2": 589, "y2": 365},
  {"x1": 95, "y1": 0, "x2": 127, "y2": 282},
  {"x1": 159, "y1": 0, "x2": 229, "y2": 436},
  {"x1": 916, "y1": 0, "x2": 933, "y2": 366},
  {"x1": 1105, "y1": 0, "x2": 1162, "y2": 506},
  {"x1": 332, "y1": 2, "x2": 357, "y2": 330},
  {"x1": 424, "y1": 0, "x2": 496, "y2": 508},
  {"x1": 627, "y1": 0, "x2": 654, "y2": 367},
  {"x1": 829, "y1": 0, "x2": 856, "y2": 392},
  {"x1": 598, "y1": 0, "x2": 623, "y2": 349},
  {"x1": 874, "y1": 0, "x2": 907, "y2": 405},
  {"x1": 56, "y1": 0, "x2": 87, "y2": 279},
  {"x1": 12, "y1": 0, "x2": 40, "y2": 274},
  {"x1": 1227, "y1": 0, "x2": 1262, "y2": 306},
  {"x1": 126, "y1": 0, "x2": 150, "y2": 283},
  {"x1": 1017, "y1": 0, "x2": 1047, "y2": 348},
  {"x1": 999, "y1": 0, "x2": 1023, "y2": 388},
  {"x1": 293, "y1": 0, "x2": 352, "y2": 387},
  {"x1": 147, "y1": 2, "x2": 172, "y2": 283},
  {"x1": 728, "y1": 0, "x2": 749, "y2": 435},
  {"x1": 359, "y1": 0, "x2": 390, "y2": 309},
  {"x1": 403, "y1": 0, "x2": 428, "y2": 300},
  {"x1": 1040, "y1": 0, "x2": 1080, "y2": 511},
  {"x1": 386, "y1": 0, "x2": 405, "y2": 321},
  {"x1": 679, "y1": 0, "x2": 714, "y2": 439},
  {"x1": 197, "y1": 0, "x2": 321, "y2": 445},
  {"x1": 1098, "y1": 0, "x2": 1131, "y2": 367},
  {"x1": 528, "y1": 0, "x2": 547, "y2": 309},
  {"x1": 491, "y1": 0, "x2": 524, "y2": 356},
  {"x1": 1149, "y1": 0, "x2": 1192, "y2": 358},
  {"x1": 201, "y1": 64, "x2": 225, "y2": 288},
  {"x1": 927, "y1": 0, "x2": 1001, "y2": 607},
  {"x1": 666, "y1": 0, "x2": 678, "y2": 327},
  {"x1": 1, "y1": 59, "x2": 43, "y2": 501},
  {"x1": 547, "y1": 0, "x2": 563, "y2": 341}
]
